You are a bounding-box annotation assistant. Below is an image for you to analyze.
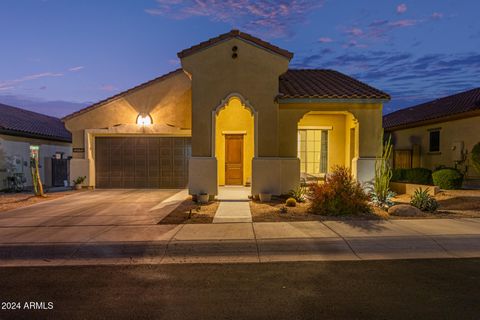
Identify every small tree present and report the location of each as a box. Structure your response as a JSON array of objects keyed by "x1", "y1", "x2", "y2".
[
  {"x1": 30, "y1": 148, "x2": 45, "y2": 197},
  {"x1": 372, "y1": 133, "x2": 394, "y2": 208}
]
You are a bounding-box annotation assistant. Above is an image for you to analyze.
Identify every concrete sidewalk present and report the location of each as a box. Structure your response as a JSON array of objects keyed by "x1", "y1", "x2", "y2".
[
  {"x1": 213, "y1": 186, "x2": 252, "y2": 223},
  {"x1": 1, "y1": 218, "x2": 479, "y2": 266}
]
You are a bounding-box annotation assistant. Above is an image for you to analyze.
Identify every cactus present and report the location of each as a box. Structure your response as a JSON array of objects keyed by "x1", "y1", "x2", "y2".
[{"x1": 373, "y1": 134, "x2": 394, "y2": 207}]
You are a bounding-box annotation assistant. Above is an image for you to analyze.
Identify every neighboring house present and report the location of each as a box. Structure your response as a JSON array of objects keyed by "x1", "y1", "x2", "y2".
[
  {"x1": 0, "y1": 103, "x2": 72, "y2": 189},
  {"x1": 63, "y1": 30, "x2": 389, "y2": 196},
  {"x1": 384, "y1": 87, "x2": 480, "y2": 180}
]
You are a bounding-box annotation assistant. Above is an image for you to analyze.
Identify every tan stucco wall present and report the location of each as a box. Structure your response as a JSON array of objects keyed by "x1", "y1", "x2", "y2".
[
  {"x1": 181, "y1": 37, "x2": 289, "y2": 158},
  {"x1": 0, "y1": 134, "x2": 71, "y2": 188},
  {"x1": 389, "y1": 115, "x2": 480, "y2": 178},
  {"x1": 64, "y1": 71, "x2": 192, "y2": 160},
  {"x1": 215, "y1": 98, "x2": 254, "y2": 185}
]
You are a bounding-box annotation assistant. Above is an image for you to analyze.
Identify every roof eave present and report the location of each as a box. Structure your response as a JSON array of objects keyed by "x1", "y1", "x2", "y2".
[
  {"x1": 0, "y1": 128, "x2": 72, "y2": 143},
  {"x1": 278, "y1": 97, "x2": 390, "y2": 104},
  {"x1": 62, "y1": 69, "x2": 184, "y2": 122},
  {"x1": 177, "y1": 30, "x2": 294, "y2": 61},
  {"x1": 384, "y1": 109, "x2": 480, "y2": 131}
]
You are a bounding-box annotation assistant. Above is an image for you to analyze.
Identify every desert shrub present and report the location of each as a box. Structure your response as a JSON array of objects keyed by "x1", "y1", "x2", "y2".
[
  {"x1": 310, "y1": 166, "x2": 370, "y2": 216},
  {"x1": 391, "y1": 168, "x2": 406, "y2": 182},
  {"x1": 432, "y1": 168, "x2": 464, "y2": 189},
  {"x1": 288, "y1": 185, "x2": 307, "y2": 202},
  {"x1": 369, "y1": 189, "x2": 396, "y2": 209},
  {"x1": 410, "y1": 188, "x2": 438, "y2": 212},
  {"x1": 405, "y1": 168, "x2": 432, "y2": 185},
  {"x1": 285, "y1": 197, "x2": 297, "y2": 207},
  {"x1": 471, "y1": 142, "x2": 480, "y2": 174},
  {"x1": 73, "y1": 176, "x2": 86, "y2": 185}
]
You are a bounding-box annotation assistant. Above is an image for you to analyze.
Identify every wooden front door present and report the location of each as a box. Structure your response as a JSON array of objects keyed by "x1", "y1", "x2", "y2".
[{"x1": 225, "y1": 135, "x2": 243, "y2": 185}]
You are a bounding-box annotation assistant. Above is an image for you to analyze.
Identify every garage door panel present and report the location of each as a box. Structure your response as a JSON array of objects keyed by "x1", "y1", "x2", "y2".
[{"x1": 95, "y1": 137, "x2": 190, "y2": 188}]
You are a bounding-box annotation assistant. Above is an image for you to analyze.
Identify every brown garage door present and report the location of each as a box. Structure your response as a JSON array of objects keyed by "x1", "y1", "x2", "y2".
[{"x1": 95, "y1": 137, "x2": 191, "y2": 188}]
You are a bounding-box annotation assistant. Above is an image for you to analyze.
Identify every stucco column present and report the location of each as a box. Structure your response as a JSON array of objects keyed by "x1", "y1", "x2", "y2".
[
  {"x1": 350, "y1": 109, "x2": 382, "y2": 183},
  {"x1": 278, "y1": 109, "x2": 307, "y2": 157}
]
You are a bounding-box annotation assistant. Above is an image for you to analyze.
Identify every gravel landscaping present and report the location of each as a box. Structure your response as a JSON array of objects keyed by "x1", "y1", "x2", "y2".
[
  {"x1": 391, "y1": 189, "x2": 480, "y2": 219},
  {"x1": 158, "y1": 198, "x2": 220, "y2": 224},
  {"x1": 250, "y1": 189, "x2": 480, "y2": 221},
  {"x1": 250, "y1": 197, "x2": 387, "y2": 222}
]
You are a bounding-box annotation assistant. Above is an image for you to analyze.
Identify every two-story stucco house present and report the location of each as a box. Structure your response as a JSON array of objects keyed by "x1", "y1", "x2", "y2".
[{"x1": 62, "y1": 30, "x2": 390, "y2": 197}]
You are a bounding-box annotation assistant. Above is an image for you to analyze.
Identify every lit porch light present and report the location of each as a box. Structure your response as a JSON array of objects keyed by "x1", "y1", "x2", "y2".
[{"x1": 136, "y1": 113, "x2": 153, "y2": 126}]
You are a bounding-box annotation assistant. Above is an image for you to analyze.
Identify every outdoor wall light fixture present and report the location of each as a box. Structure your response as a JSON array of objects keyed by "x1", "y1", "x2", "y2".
[{"x1": 136, "y1": 113, "x2": 153, "y2": 126}]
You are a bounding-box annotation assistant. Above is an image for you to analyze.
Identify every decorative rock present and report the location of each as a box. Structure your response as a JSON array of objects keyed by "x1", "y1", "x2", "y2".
[{"x1": 388, "y1": 204, "x2": 423, "y2": 217}]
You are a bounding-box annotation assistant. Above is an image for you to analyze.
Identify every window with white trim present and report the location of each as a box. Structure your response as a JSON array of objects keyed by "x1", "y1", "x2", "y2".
[{"x1": 298, "y1": 129, "x2": 329, "y2": 176}]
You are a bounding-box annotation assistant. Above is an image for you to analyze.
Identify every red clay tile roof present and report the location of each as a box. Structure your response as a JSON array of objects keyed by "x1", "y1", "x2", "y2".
[
  {"x1": 177, "y1": 29, "x2": 294, "y2": 60},
  {"x1": 383, "y1": 87, "x2": 480, "y2": 130},
  {"x1": 0, "y1": 103, "x2": 71, "y2": 142},
  {"x1": 278, "y1": 69, "x2": 390, "y2": 100},
  {"x1": 62, "y1": 69, "x2": 184, "y2": 121}
]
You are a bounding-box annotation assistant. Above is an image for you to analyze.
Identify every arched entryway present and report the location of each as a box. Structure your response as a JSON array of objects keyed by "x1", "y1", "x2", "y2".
[
  {"x1": 212, "y1": 93, "x2": 257, "y2": 186},
  {"x1": 297, "y1": 111, "x2": 358, "y2": 182}
]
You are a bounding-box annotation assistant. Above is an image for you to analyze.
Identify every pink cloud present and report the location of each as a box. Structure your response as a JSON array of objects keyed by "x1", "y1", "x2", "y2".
[
  {"x1": 345, "y1": 27, "x2": 363, "y2": 36},
  {"x1": 396, "y1": 3, "x2": 407, "y2": 14},
  {"x1": 318, "y1": 37, "x2": 333, "y2": 43},
  {"x1": 145, "y1": 0, "x2": 324, "y2": 37},
  {"x1": 389, "y1": 19, "x2": 418, "y2": 27},
  {"x1": 432, "y1": 12, "x2": 444, "y2": 19}
]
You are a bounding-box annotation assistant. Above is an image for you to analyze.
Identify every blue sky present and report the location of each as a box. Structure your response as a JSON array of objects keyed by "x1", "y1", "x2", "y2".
[{"x1": 0, "y1": 0, "x2": 479, "y2": 117}]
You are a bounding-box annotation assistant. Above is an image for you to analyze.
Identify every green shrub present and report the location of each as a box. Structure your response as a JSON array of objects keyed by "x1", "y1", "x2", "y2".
[
  {"x1": 405, "y1": 168, "x2": 432, "y2": 185},
  {"x1": 288, "y1": 185, "x2": 307, "y2": 203},
  {"x1": 432, "y1": 168, "x2": 463, "y2": 189},
  {"x1": 72, "y1": 176, "x2": 86, "y2": 185},
  {"x1": 471, "y1": 142, "x2": 480, "y2": 174},
  {"x1": 410, "y1": 188, "x2": 438, "y2": 212},
  {"x1": 391, "y1": 168, "x2": 406, "y2": 181},
  {"x1": 285, "y1": 197, "x2": 297, "y2": 207},
  {"x1": 310, "y1": 166, "x2": 370, "y2": 216}
]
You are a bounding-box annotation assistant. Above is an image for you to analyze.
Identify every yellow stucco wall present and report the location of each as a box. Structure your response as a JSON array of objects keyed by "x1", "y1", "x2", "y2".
[
  {"x1": 181, "y1": 37, "x2": 289, "y2": 157},
  {"x1": 215, "y1": 98, "x2": 254, "y2": 185},
  {"x1": 297, "y1": 113, "x2": 347, "y2": 171},
  {"x1": 278, "y1": 102, "x2": 381, "y2": 158},
  {"x1": 63, "y1": 70, "x2": 192, "y2": 159},
  {"x1": 389, "y1": 114, "x2": 480, "y2": 178}
]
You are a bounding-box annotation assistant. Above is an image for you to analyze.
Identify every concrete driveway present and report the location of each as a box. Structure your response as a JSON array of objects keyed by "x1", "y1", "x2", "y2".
[{"x1": 0, "y1": 189, "x2": 183, "y2": 228}]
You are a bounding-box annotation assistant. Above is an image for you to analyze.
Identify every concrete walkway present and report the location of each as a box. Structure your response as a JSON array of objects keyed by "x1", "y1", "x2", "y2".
[
  {"x1": 1, "y1": 218, "x2": 479, "y2": 266},
  {"x1": 213, "y1": 186, "x2": 252, "y2": 223}
]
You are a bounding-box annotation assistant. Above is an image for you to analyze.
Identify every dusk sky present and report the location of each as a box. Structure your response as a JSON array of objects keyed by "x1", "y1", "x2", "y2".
[{"x1": 0, "y1": 0, "x2": 479, "y2": 118}]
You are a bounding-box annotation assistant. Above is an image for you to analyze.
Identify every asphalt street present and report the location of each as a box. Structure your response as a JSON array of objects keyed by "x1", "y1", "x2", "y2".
[{"x1": 1, "y1": 259, "x2": 479, "y2": 319}]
